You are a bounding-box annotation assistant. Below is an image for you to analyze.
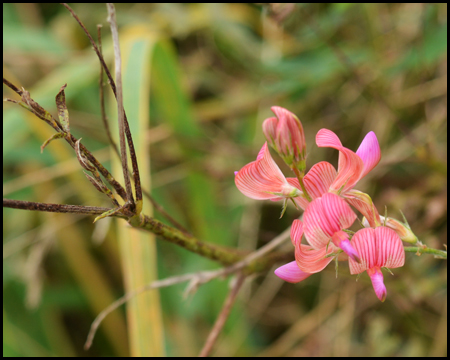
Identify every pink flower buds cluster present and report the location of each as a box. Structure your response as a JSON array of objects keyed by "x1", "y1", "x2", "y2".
[
  {"x1": 235, "y1": 106, "x2": 411, "y2": 302},
  {"x1": 263, "y1": 106, "x2": 307, "y2": 174}
]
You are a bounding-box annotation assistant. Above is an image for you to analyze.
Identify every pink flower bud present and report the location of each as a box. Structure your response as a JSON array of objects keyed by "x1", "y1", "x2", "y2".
[{"x1": 262, "y1": 106, "x2": 307, "y2": 174}]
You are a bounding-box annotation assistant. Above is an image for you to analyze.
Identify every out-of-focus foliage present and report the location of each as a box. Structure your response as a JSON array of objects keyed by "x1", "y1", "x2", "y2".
[{"x1": 3, "y1": 3, "x2": 447, "y2": 357}]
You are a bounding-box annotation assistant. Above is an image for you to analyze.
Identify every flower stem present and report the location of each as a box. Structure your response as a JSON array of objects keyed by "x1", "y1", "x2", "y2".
[
  {"x1": 404, "y1": 246, "x2": 447, "y2": 259},
  {"x1": 293, "y1": 167, "x2": 312, "y2": 202}
]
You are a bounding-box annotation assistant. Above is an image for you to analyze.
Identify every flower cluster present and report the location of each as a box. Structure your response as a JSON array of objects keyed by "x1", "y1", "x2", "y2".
[{"x1": 235, "y1": 106, "x2": 412, "y2": 302}]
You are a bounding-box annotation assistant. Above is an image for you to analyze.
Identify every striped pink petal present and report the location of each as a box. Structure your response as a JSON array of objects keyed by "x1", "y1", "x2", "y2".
[
  {"x1": 235, "y1": 142, "x2": 300, "y2": 200},
  {"x1": 295, "y1": 243, "x2": 336, "y2": 273},
  {"x1": 274, "y1": 261, "x2": 312, "y2": 283},
  {"x1": 303, "y1": 161, "x2": 337, "y2": 198},
  {"x1": 303, "y1": 193, "x2": 357, "y2": 249},
  {"x1": 287, "y1": 161, "x2": 338, "y2": 210},
  {"x1": 349, "y1": 227, "x2": 405, "y2": 273},
  {"x1": 356, "y1": 131, "x2": 381, "y2": 180},
  {"x1": 262, "y1": 117, "x2": 278, "y2": 148},
  {"x1": 316, "y1": 129, "x2": 364, "y2": 194},
  {"x1": 349, "y1": 227, "x2": 405, "y2": 301},
  {"x1": 290, "y1": 219, "x2": 303, "y2": 246}
]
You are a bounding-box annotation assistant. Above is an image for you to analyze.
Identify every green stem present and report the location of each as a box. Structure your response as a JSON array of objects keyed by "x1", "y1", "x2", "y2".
[
  {"x1": 128, "y1": 214, "x2": 293, "y2": 273},
  {"x1": 130, "y1": 214, "x2": 245, "y2": 265},
  {"x1": 404, "y1": 246, "x2": 447, "y2": 259},
  {"x1": 293, "y1": 167, "x2": 312, "y2": 202}
]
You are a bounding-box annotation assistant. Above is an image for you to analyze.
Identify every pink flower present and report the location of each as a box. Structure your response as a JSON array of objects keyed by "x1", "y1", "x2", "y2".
[
  {"x1": 275, "y1": 193, "x2": 361, "y2": 283},
  {"x1": 262, "y1": 106, "x2": 307, "y2": 173},
  {"x1": 235, "y1": 142, "x2": 301, "y2": 200},
  {"x1": 348, "y1": 227, "x2": 405, "y2": 302},
  {"x1": 298, "y1": 192, "x2": 360, "y2": 269},
  {"x1": 274, "y1": 220, "x2": 314, "y2": 283},
  {"x1": 288, "y1": 129, "x2": 382, "y2": 226}
]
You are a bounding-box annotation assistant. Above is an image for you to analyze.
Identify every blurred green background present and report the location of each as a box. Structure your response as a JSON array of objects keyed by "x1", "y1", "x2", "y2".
[{"x1": 3, "y1": 3, "x2": 447, "y2": 357}]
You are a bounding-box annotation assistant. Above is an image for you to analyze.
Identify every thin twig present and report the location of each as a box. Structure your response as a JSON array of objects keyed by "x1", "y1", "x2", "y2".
[
  {"x1": 97, "y1": 24, "x2": 119, "y2": 158},
  {"x1": 106, "y1": 3, "x2": 134, "y2": 207},
  {"x1": 3, "y1": 77, "x2": 22, "y2": 95},
  {"x1": 3, "y1": 198, "x2": 124, "y2": 217},
  {"x1": 62, "y1": 3, "x2": 142, "y2": 209},
  {"x1": 3, "y1": 78, "x2": 128, "y2": 201},
  {"x1": 142, "y1": 188, "x2": 192, "y2": 235},
  {"x1": 83, "y1": 229, "x2": 292, "y2": 350},
  {"x1": 84, "y1": 269, "x2": 239, "y2": 350},
  {"x1": 136, "y1": 212, "x2": 294, "y2": 274},
  {"x1": 199, "y1": 273, "x2": 246, "y2": 357},
  {"x1": 95, "y1": 25, "x2": 186, "y2": 231}
]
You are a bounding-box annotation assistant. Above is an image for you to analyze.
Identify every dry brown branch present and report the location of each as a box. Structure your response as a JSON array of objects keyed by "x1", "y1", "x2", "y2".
[{"x1": 106, "y1": 3, "x2": 134, "y2": 207}]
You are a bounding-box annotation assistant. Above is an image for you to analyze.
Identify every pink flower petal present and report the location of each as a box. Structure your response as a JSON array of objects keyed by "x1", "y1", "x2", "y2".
[
  {"x1": 288, "y1": 161, "x2": 338, "y2": 210},
  {"x1": 262, "y1": 117, "x2": 278, "y2": 148},
  {"x1": 348, "y1": 227, "x2": 405, "y2": 274},
  {"x1": 367, "y1": 267, "x2": 387, "y2": 302},
  {"x1": 290, "y1": 219, "x2": 303, "y2": 246},
  {"x1": 274, "y1": 261, "x2": 312, "y2": 283},
  {"x1": 295, "y1": 243, "x2": 336, "y2": 273},
  {"x1": 315, "y1": 128, "x2": 343, "y2": 148},
  {"x1": 303, "y1": 197, "x2": 335, "y2": 248},
  {"x1": 375, "y1": 226, "x2": 405, "y2": 268},
  {"x1": 303, "y1": 193, "x2": 357, "y2": 249},
  {"x1": 316, "y1": 129, "x2": 364, "y2": 194},
  {"x1": 235, "y1": 142, "x2": 300, "y2": 200},
  {"x1": 356, "y1": 131, "x2": 381, "y2": 180},
  {"x1": 320, "y1": 192, "x2": 358, "y2": 230},
  {"x1": 303, "y1": 161, "x2": 337, "y2": 199}
]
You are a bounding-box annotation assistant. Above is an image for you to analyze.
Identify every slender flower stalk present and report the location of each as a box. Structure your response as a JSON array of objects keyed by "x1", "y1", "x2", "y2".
[{"x1": 292, "y1": 166, "x2": 312, "y2": 202}]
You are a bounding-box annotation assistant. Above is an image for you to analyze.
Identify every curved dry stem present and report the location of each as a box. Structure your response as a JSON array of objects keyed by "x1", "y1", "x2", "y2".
[
  {"x1": 84, "y1": 269, "x2": 241, "y2": 350},
  {"x1": 199, "y1": 273, "x2": 246, "y2": 357},
  {"x1": 106, "y1": 3, "x2": 134, "y2": 207}
]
